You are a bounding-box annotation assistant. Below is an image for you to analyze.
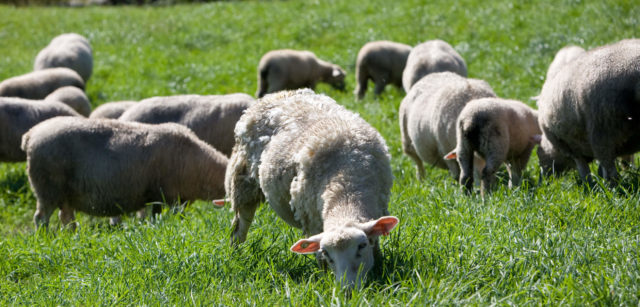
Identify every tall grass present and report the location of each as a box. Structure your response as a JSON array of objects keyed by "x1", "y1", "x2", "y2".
[{"x1": 0, "y1": 0, "x2": 639, "y2": 304}]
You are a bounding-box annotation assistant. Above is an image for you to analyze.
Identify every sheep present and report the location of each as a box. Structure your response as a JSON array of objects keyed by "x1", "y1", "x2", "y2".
[
  {"x1": 401, "y1": 39, "x2": 467, "y2": 92},
  {"x1": 354, "y1": 40, "x2": 412, "y2": 100},
  {"x1": 21, "y1": 117, "x2": 228, "y2": 229},
  {"x1": 223, "y1": 89, "x2": 399, "y2": 288},
  {"x1": 256, "y1": 49, "x2": 346, "y2": 98},
  {"x1": 545, "y1": 45, "x2": 586, "y2": 82},
  {"x1": 0, "y1": 68, "x2": 84, "y2": 100},
  {"x1": 89, "y1": 101, "x2": 137, "y2": 119},
  {"x1": 34, "y1": 33, "x2": 93, "y2": 82},
  {"x1": 44, "y1": 86, "x2": 91, "y2": 117},
  {"x1": 400, "y1": 72, "x2": 496, "y2": 180},
  {"x1": 119, "y1": 93, "x2": 254, "y2": 157},
  {"x1": 444, "y1": 97, "x2": 541, "y2": 195},
  {"x1": 537, "y1": 38, "x2": 640, "y2": 184},
  {"x1": 0, "y1": 97, "x2": 81, "y2": 162}
]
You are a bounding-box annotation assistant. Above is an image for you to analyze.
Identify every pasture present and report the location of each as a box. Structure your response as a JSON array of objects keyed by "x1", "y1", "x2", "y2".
[{"x1": 1, "y1": 0, "x2": 639, "y2": 304}]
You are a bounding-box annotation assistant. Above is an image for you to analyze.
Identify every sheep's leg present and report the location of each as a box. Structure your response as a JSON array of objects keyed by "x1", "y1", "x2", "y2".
[
  {"x1": 256, "y1": 70, "x2": 268, "y2": 98},
  {"x1": 373, "y1": 79, "x2": 388, "y2": 97},
  {"x1": 354, "y1": 69, "x2": 368, "y2": 100},
  {"x1": 408, "y1": 151, "x2": 426, "y2": 179},
  {"x1": 574, "y1": 157, "x2": 593, "y2": 186},
  {"x1": 509, "y1": 144, "x2": 535, "y2": 188},
  {"x1": 109, "y1": 216, "x2": 122, "y2": 226},
  {"x1": 597, "y1": 158, "x2": 619, "y2": 185},
  {"x1": 480, "y1": 155, "x2": 504, "y2": 197},
  {"x1": 33, "y1": 201, "x2": 55, "y2": 230},
  {"x1": 58, "y1": 203, "x2": 77, "y2": 231}
]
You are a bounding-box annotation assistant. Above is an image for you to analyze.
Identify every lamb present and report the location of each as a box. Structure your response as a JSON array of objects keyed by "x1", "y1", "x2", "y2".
[
  {"x1": 89, "y1": 101, "x2": 137, "y2": 119},
  {"x1": 256, "y1": 49, "x2": 346, "y2": 98},
  {"x1": 44, "y1": 86, "x2": 91, "y2": 117},
  {"x1": 0, "y1": 68, "x2": 84, "y2": 100},
  {"x1": 354, "y1": 40, "x2": 412, "y2": 100},
  {"x1": 444, "y1": 98, "x2": 541, "y2": 195},
  {"x1": 119, "y1": 93, "x2": 255, "y2": 156},
  {"x1": 401, "y1": 39, "x2": 467, "y2": 92},
  {"x1": 223, "y1": 89, "x2": 399, "y2": 288},
  {"x1": 21, "y1": 117, "x2": 228, "y2": 229},
  {"x1": 34, "y1": 33, "x2": 93, "y2": 82},
  {"x1": 537, "y1": 38, "x2": 640, "y2": 184},
  {"x1": 400, "y1": 72, "x2": 496, "y2": 180},
  {"x1": 0, "y1": 97, "x2": 81, "y2": 162}
]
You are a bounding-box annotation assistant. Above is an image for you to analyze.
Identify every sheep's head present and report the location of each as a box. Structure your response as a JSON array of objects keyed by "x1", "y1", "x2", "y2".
[
  {"x1": 536, "y1": 135, "x2": 573, "y2": 177},
  {"x1": 290, "y1": 216, "x2": 398, "y2": 288},
  {"x1": 327, "y1": 66, "x2": 346, "y2": 91}
]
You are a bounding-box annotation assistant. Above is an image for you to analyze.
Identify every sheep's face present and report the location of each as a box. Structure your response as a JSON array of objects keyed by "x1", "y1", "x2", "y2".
[
  {"x1": 328, "y1": 66, "x2": 346, "y2": 91},
  {"x1": 290, "y1": 216, "x2": 399, "y2": 288},
  {"x1": 537, "y1": 137, "x2": 573, "y2": 176}
]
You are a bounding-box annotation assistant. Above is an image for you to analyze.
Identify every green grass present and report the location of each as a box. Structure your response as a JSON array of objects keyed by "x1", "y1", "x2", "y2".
[{"x1": 1, "y1": 0, "x2": 639, "y2": 305}]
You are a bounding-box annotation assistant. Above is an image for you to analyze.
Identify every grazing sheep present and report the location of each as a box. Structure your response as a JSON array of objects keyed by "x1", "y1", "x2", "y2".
[
  {"x1": 0, "y1": 97, "x2": 81, "y2": 162},
  {"x1": 256, "y1": 49, "x2": 346, "y2": 98},
  {"x1": 34, "y1": 33, "x2": 93, "y2": 82},
  {"x1": 400, "y1": 72, "x2": 496, "y2": 180},
  {"x1": 545, "y1": 45, "x2": 586, "y2": 82},
  {"x1": 444, "y1": 98, "x2": 541, "y2": 195},
  {"x1": 402, "y1": 40, "x2": 467, "y2": 92},
  {"x1": 89, "y1": 101, "x2": 137, "y2": 119},
  {"x1": 119, "y1": 93, "x2": 254, "y2": 156},
  {"x1": 44, "y1": 86, "x2": 91, "y2": 117},
  {"x1": 354, "y1": 40, "x2": 412, "y2": 100},
  {"x1": 22, "y1": 117, "x2": 228, "y2": 229},
  {"x1": 537, "y1": 38, "x2": 640, "y2": 184},
  {"x1": 224, "y1": 89, "x2": 399, "y2": 288},
  {"x1": 0, "y1": 68, "x2": 84, "y2": 100}
]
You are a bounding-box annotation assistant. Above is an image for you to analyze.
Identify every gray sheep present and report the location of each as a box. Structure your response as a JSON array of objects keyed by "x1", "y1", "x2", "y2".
[
  {"x1": 22, "y1": 117, "x2": 228, "y2": 229},
  {"x1": 256, "y1": 49, "x2": 346, "y2": 98},
  {"x1": 44, "y1": 86, "x2": 91, "y2": 117},
  {"x1": 89, "y1": 101, "x2": 137, "y2": 119},
  {"x1": 537, "y1": 38, "x2": 640, "y2": 184},
  {"x1": 34, "y1": 33, "x2": 93, "y2": 82},
  {"x1": 545, "y1": 45, "x2": 586, "y2": 82},
  {"x1": 0, "y1": 68, "x2": 84, "y2": 100},
  {"x1": 354, "y1": 40, "x2": 412, "y2": 100},
  {"x1": 0, "y1": 97, "x2": 81, "y2": 162},
  {"x1": 400, "y1": 72, "x2": 496, "y2": 180},
  {"x1": 444, "y1": 98, "x2": 541, "y2": 195},
  {"x1": 402, "y1": 39, "x2": 467, "y2": 92},
  {"x1": 119, "y1": 93, "x2": 254, "y2": 156},
  {"x1": 224, "y1": 89, "x2": 399, "y2": 288}
]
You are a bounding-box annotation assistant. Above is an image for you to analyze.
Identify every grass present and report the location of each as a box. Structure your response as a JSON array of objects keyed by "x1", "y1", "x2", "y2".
[{"x1": 0, "y1": 0, "x2": 639, "y2": 304}]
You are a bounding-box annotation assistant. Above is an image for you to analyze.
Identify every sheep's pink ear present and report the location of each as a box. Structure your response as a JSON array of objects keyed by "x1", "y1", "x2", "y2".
[
  {"x1": 530, "y1": 134, "x2": 542, "y2": 144},
  {"x1": 362, "y1": 216, "x2": 399, "y2": 237},
  {"x1": 444, "y1": 151, "x2": 457, "y2": 160},
  {"x1": 212, "y1": 199, "x2": 227, "y2": 207},
  {"x1": 290, "y1": 234, "x2": 323, "y2": 254}
]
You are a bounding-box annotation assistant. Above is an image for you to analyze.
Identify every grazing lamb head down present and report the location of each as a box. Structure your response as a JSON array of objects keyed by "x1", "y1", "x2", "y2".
[
  {"x1": 327, "y1": 66, "x2": 347, "y2": 91},
  {"x1": 290, "y1": 216, "x2": 398, "y2": 288}
]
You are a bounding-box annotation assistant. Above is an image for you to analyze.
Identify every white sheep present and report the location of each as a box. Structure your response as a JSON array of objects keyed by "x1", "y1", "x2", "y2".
[
  {"x1": 223, "y1": 89, "x2": 399, "y2": 288},
  {"x1": 0, "y1": 68, "x2": 84, "y2": 100},
  {"x1": 537, "y1": 38, "x2": 640, "y2": 184},
  {"x1": 444, "y1": 97, "x2": 541, "y2": 195},
  {"x1": 400, "y1": 72, "x2": 496, "y2": 180},
  {"x1": 44, "y1": 86, "x2": 91, "y2": 117},
  {"x1": 354, "y1": 40, "x2": 412, "y2": 100},
  {"x1": 0, "y1": 97, "x2": 81, "y2": 162},
  {"x1": 34, "y1": 33, "x2": 93, "y2": 82},
  {"x1": 256, "y1": 49, "x2": 346, "y2": 98},
  {"x1": 401, "y1": 39, "x2": 467, "y2": 92},
  {"x1": 119, "y1": 93, "x2": 254, "y2": 156},
  {"x1": 89, "y1": 101, "x2": 137, "y2": 119},
  {"x1": 22, "y1": 117, "x2": 228, "y2": 229}
]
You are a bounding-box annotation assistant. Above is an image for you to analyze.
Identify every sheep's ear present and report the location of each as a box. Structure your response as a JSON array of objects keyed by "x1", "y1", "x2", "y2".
[
  {"x1": 530, "y1": 134, "x2": 542, "y2": 144},
  {"x1": 444, "y1": 151, "x2": 457, "y2": 160},
  {"x1": 332, "y1": 68, "x2": 343, "y2": 77},
  {"x1": 290, "y1": 234, "x2": 323, "y2": 254},
  {"x1": 361, "y1": 216, "x2": 399, "y2": 237},
  {"x1": 212, "y1": 199, "x2": 228, "y2": 207}
]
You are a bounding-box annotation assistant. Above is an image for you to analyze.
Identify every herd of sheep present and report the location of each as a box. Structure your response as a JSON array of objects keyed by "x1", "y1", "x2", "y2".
[{"x1": 1, "y1": 32, "x2": 639, "y2": 288}]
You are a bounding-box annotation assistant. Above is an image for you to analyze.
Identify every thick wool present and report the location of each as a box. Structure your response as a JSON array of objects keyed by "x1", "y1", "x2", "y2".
[
  {"x1": 119, "y1": 93, "x2": 254, "y2": 156},
  {"x1": 0, "y1": 68, "x2": 84, "y2": 100},
  {"x1": 401, "y1": 39, "x2": 467, "y2": 92},
  {"x1": 22, "y1": 117, "x2": 228, "y2": 228},
  {"x1": 89, "y1": 101, "x2": 137, "y2": 119},
  {"x1": 537, "y1": 39, "x2": 640, "y2": 183},
  {"x1": 354, "y1": 40, "x2": 412, "y2": 99},
  {"x1": 399, "y1": 72, "x2": 496, "y2": 180},
  {"x1": 44, "y1": 86, "x2": 91, "y2": 117},
  {"x1": 256, "y1": 49, "x2": 346, "y2": 98},
  {"x1": 0, "y1": 97, "x2": 80, "y2": 162},
  {"x1": 34, "y1": 33, "x2": 93, "y2": 82}
]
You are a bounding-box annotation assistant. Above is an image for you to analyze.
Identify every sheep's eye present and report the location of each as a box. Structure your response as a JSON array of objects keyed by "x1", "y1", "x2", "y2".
[{"x1": 358, "y1": 242, "x2": 367, "y2": 250}]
